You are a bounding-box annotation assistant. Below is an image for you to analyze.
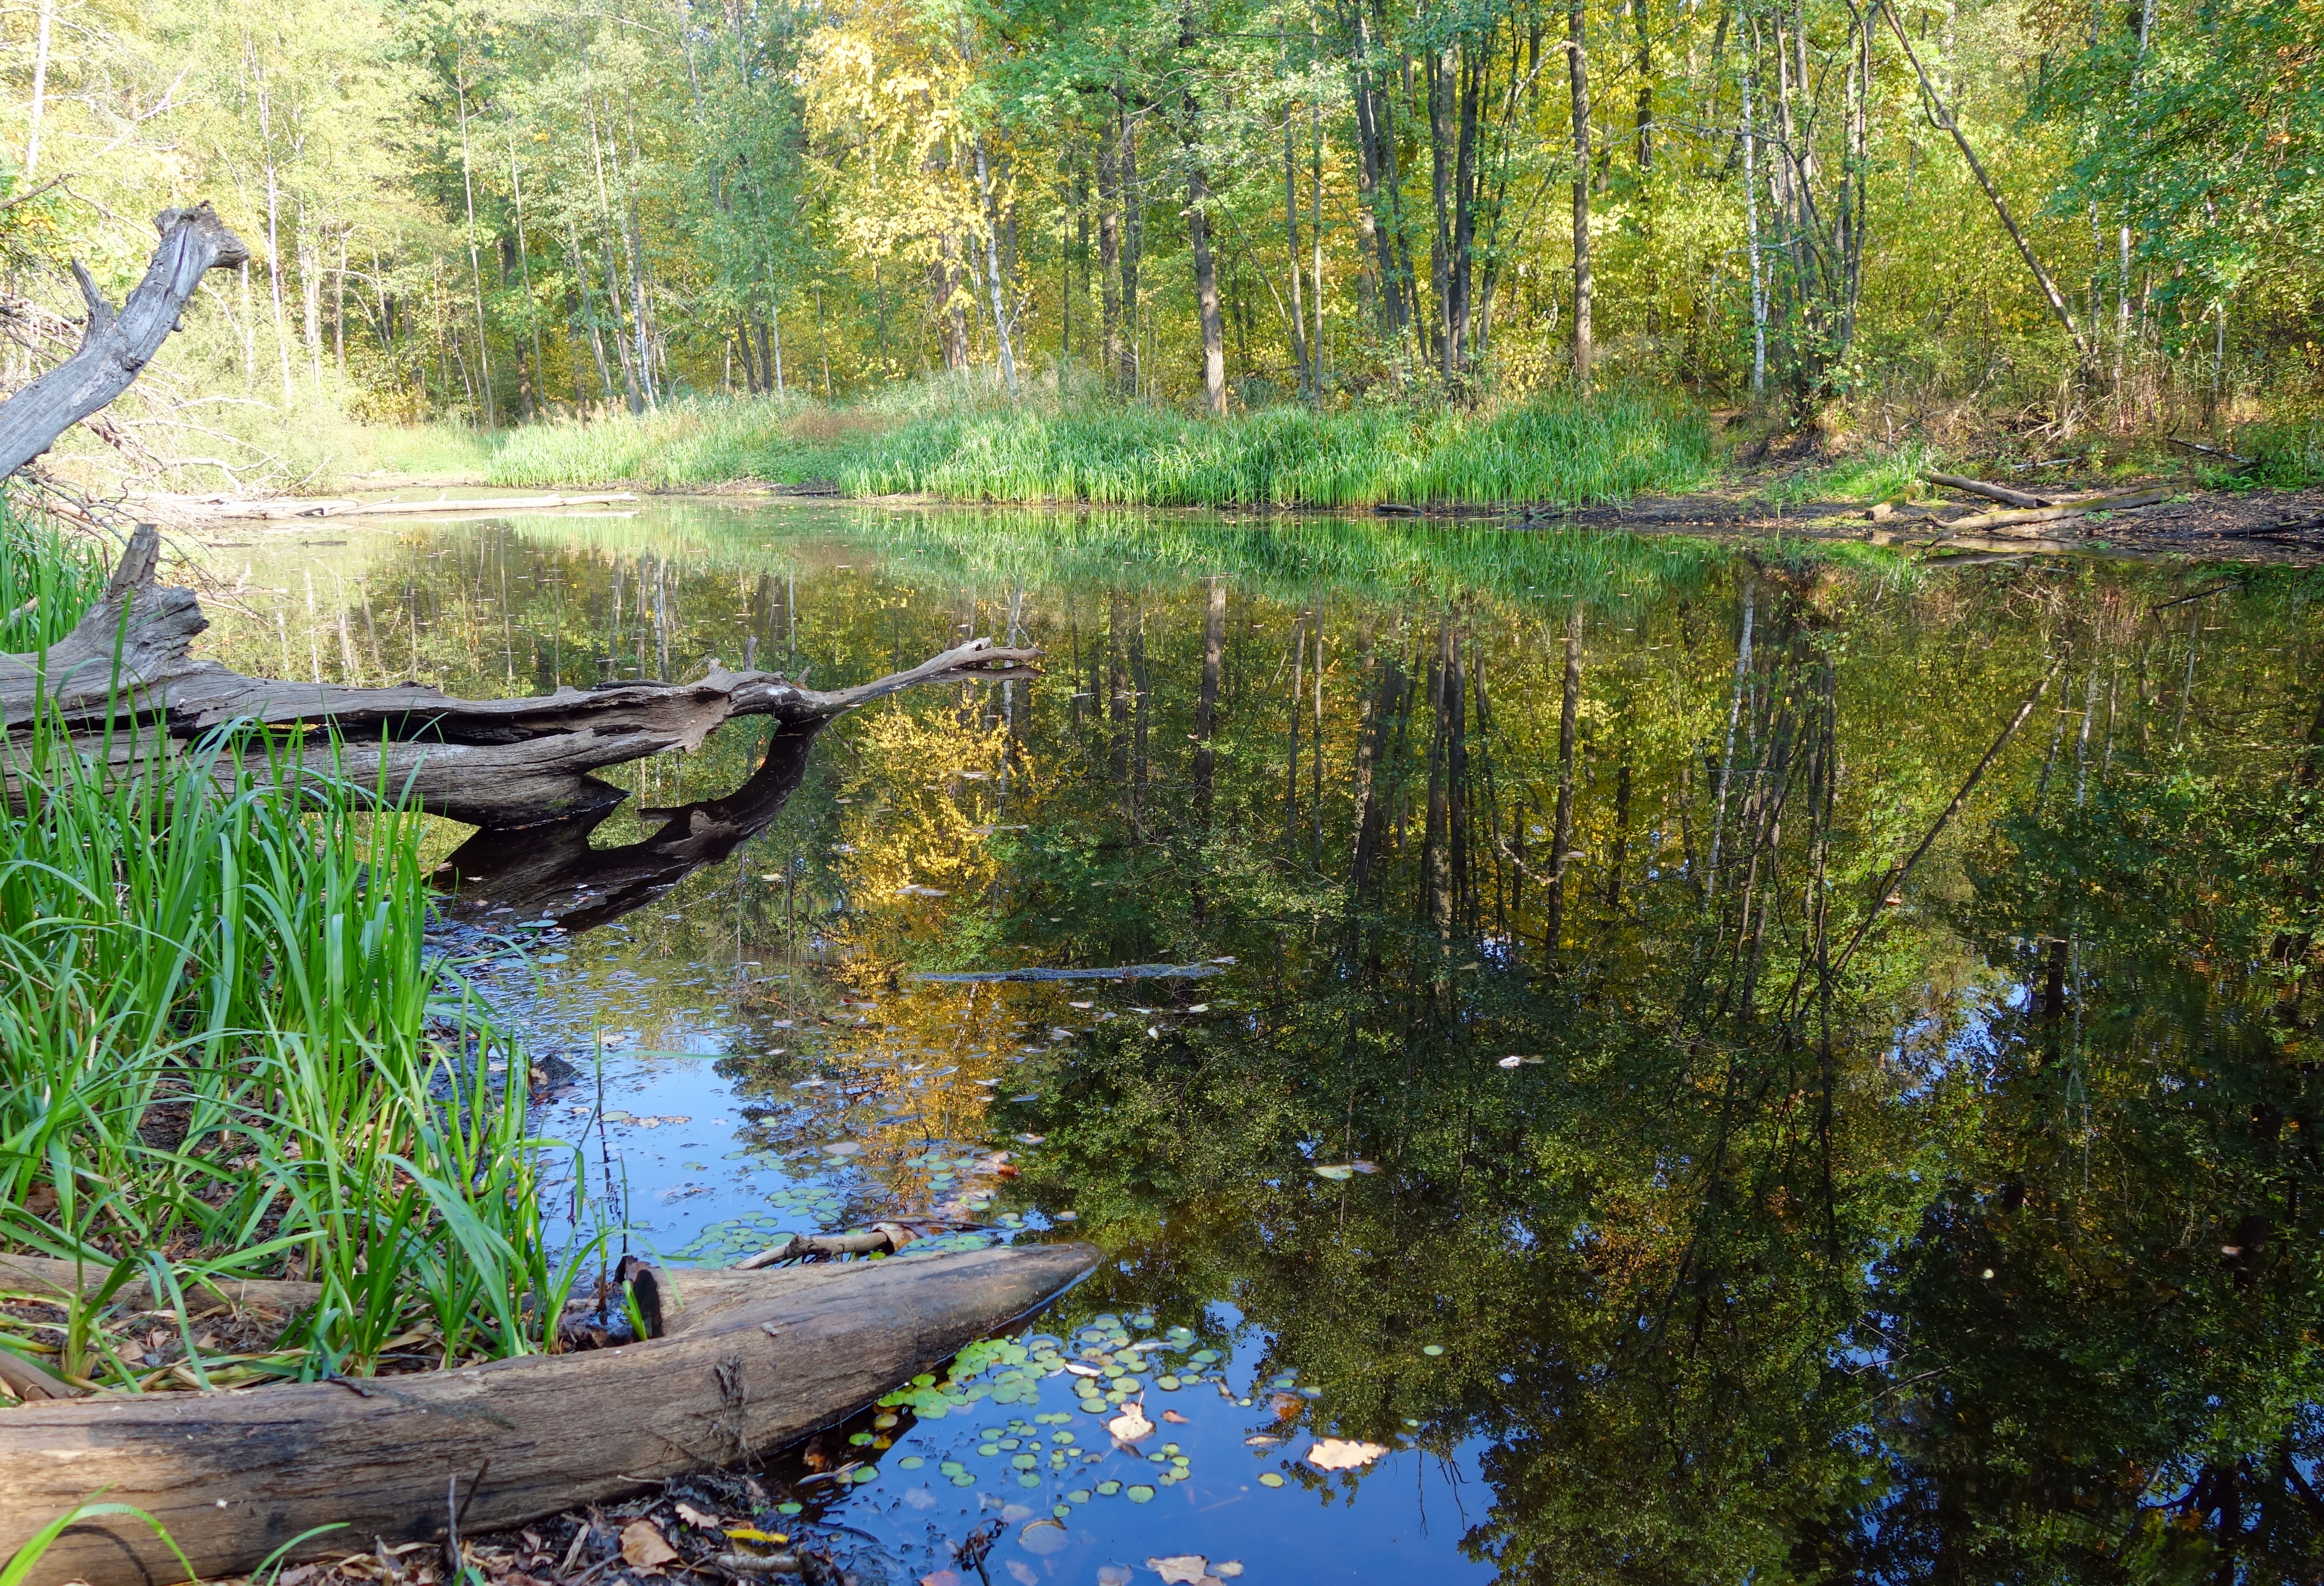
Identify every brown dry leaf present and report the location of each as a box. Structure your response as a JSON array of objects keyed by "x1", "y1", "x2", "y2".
[
  {"x1": 1162, "y1": 1409, "x2": 1191, "y2": 1423},
  {"x1": 672, "y1": 1502, "x2": 720, "y2": 1529},
  {"x1": 1305, "y1": 1438, "x2": 1388, "y2": 1471},
  {"x1": 1107, "y1": 1403, "x2": 1155, "y2": 1442},
  {"x1": 1266, "y1": 1393, "x2": 1304, "y2": 1418},
  {"x1": 1148, "y1": 1557, "x2": 1210, "y2": 1585},
  {"x1": 619, "y1": 1520, "x2": 681, "y2": 1569}
]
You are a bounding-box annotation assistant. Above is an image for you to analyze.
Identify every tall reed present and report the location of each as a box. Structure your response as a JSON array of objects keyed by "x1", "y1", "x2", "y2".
[{"x1": 0, "y1": 508, "x2": 590, "y2": 1391}]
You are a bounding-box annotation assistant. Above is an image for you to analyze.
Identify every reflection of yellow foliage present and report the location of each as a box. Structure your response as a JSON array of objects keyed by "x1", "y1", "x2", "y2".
[{"x1": 835, "y1": 693, "x2": 1023, "y2": 960}]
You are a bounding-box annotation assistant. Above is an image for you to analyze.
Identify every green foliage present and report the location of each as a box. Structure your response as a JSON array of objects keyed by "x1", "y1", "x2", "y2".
[{"x1": 486, "y1": 385, "x2": 1715, "y2": 507}]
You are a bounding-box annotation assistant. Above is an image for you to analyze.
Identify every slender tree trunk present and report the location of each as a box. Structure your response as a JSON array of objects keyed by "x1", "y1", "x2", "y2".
[
  {"x1": 455, "y1": 72, "x2": 497, "y2": 426},
  {"x1": 1568, "y1": 0, "x2": 1593, "y2": 378},
  {"x1": 1120, "y1": 98, "x2": 1143, "y2": 396},
  {"x1": 1179, "y1": 22, "x2": 1226, "y2": 416},
  {"x1": 974, "y1": 138, "x2": 1020, "y2": 397},
  {"x1": 1096, "y1": 125, "x2": 1125, "y2": 392},
  {"x1": 1194, "y1": 578, "x2": 1225, "y2": 826},
  {"x1": 25, "y1": 0, "x2": 51, "y2": 179},
  {"x1": 1546, "y1": 604, "x2": 1582, "y2": 951},
  {"x1": 508, "y1": 123, "x2": 547, "y2": 419},
  {"x1": 1283, "y1": 100, "x2": 1310, "y2": 394}
]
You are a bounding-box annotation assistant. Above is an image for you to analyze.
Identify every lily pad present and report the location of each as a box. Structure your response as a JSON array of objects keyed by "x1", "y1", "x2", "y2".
[
  {"x1": 1126, "y1": 1484, "x2": 1156, "y2": 1503},
  {"x1": 1258, "y1": 1472, "x2": 1286, "y2": 1488}
]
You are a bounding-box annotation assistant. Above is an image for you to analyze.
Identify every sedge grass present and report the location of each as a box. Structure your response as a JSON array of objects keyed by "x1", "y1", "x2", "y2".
[
  {"x1": 483, "y1": 382, "x2": 1715, "y2": 509},
  {"x1": 0, "y1": 508, "x2": 595, "y2": 1394}
]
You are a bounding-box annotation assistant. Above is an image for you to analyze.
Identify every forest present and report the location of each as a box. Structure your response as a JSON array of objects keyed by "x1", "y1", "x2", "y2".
[{"x1": 0, "y1": 0, "x2": 2315, "y2": 496}]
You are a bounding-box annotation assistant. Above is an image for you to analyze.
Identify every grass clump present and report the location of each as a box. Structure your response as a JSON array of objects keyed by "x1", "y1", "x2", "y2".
[
  {"x1": 0, "y1": 512, "x2": 591, "y2": 1394},
  {"x1": 485, "y1": 380, "x2": 1715, "y2": 509}
]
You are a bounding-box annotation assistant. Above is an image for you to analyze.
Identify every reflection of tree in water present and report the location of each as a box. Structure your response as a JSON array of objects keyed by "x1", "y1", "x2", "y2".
[{"x1": 214, "y1": 518, "x2": 2324, "y2": 1578}]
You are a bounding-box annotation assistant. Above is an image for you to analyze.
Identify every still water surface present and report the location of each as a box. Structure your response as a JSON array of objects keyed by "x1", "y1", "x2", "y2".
[{"x1": 202, "y1": 501, "x2": 2324, "y2": 1583}]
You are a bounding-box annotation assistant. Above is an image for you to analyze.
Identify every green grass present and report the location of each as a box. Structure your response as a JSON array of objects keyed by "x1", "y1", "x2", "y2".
[
  {"x1": 0, "y1": 507, "x2": 593, "y2": 1392},
  {"x1": 481, "y1": 380, "x2": 1717, "y2": 509}
]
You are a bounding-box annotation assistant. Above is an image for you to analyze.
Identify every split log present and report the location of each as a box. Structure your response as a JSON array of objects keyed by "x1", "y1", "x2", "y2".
[
  {"x1": 0, "y1": 1242, "x2": 1098, "y2": 1586},
  {"x1": 1, "y1": 526, "x2": 1038, "y2": 829},
  {"x1": 0, "y1": 207, "x2": 249, "y2": 478}
]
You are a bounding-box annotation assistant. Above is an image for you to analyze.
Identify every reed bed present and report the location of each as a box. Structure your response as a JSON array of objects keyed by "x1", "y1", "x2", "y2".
[
  {"x1": 0, "y1": 512, "x2": 592, "y2": 1398},
  {"x1": 485, "y1": 385, "x2": 1715, "y2": 509}
]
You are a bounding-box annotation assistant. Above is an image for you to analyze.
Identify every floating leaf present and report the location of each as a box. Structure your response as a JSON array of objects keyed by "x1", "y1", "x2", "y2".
[
  {"x1": 1108, "y1": 1405, "x2": 1155, "y2": 1442},
  {"x1": 1163, "y1": 1409, "x2": 1190, "y2": 1424},
  {"x1": 1305, "y1": 1439, "x2": 1388, "y2": 1471},
  {"x1": 1215, "y1": 1566, "x2": 1244, "y2": 1579},
  {"x1": 1420, "y1": 1344, "x2": 1445, "y2": 1357},
  {"x1": 1258, "y1": 1472, "x2": 1286, "y2": 1488},
  {"x1": 1244, "y1": 1434, "x2": 1280, "y2": 1446},
  {"x1": 822, "y1": 1141, "x2": 863, "y2": 1156},
  {"x1": 1313, "y1": 1164, "x2": 1355, "y2": 1181},
  {"x1": 1149, "y1": 1557, "x2": 1210, "y2": 1584},
  {"x1": 1497, "y1": 1056, "x2": 1525, "y2": 1069},
  {"x1": 1126, "y1": 1484, "x2": 1157, "y2": 1503}
]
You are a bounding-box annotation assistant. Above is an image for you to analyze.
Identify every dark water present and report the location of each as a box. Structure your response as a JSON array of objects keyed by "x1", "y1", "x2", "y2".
[{"x1": 203, "y1": 503, "x2": 2324, "y2": 1583}]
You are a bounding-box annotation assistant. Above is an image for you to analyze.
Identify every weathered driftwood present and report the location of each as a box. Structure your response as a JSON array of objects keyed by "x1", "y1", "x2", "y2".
[
  {"x1": 0, "y1": 206, "x2": 249, "y2": 479},
  {"x1": 3, "y1": 526, "x2": 1037, "y2": 828},
  {"x1": 0, "y1": 1242, "x2": 1096, "y2": 1586},
  {"x1": 1944, "y1": 488, "x2": 2168, "y2": 533}
]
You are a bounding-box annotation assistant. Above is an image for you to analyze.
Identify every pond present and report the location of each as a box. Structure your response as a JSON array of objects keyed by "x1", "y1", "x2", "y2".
[{"x1": 199, "y1": 502, "x2": 2324, "y2": 1583}]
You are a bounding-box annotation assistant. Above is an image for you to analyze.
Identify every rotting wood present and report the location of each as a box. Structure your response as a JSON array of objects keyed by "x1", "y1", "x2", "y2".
[
  {"x1": 0, "y1": 206, "x2": 250, "y2": 479},
  {"x1": 1942, "y1": 489, "x2": 2169, "y2": 533},
  {"x1": 732, "y1": 1228, "x2": 916, "y2": 1270},
  {"x1": 0, "y1": 1252, "x2": 322, "y2": 1319},
  {"x1": 0, "y1": 526, "x2": 1038, "y2": 829},
  {"x1": 1924, "y1": 471, "x2": 2048, "y2": 510},
  {"x1": 0, "y1": 1242, "x2": 1097, "y2": 1586}
]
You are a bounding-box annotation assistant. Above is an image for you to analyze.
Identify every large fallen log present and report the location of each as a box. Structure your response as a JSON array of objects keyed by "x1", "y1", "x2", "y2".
[
  {"x1": 0, "y1": 1241, "x2": 1097, "y2": 1586},
  {"x1": 2, "y1": 526, "x2": 1037, "y2": 828}
]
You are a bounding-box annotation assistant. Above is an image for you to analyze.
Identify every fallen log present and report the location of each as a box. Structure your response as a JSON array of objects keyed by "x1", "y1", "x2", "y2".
[
  {"x1": 0, "y1": 1242, "x2": 1097, "y2": 1586},
  {"x1": 196, "y1": 492, "x2": 641, "y2": 522},
  {"x1": 1924, "y1": 470, "x2": 2049, "y2": 509},
  {"x1": 1942, "y1": 488, "x2": 2169, "y2": 533},
  {"x1": 1, "y1": 526, "x2": 1038, "y2": 829}
]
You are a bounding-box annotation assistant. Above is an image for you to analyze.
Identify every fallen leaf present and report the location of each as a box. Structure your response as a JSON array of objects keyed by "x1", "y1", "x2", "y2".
[
  {"x1": 1162, "y1": 1409, "x2": 1190, "y2": 1423},
  {"x1": 1305, "y1": 1438, "x2": 1388, "y2": 1471},
  {"x1": 1348, "y1": 1160, "x2": 1378, "y2": 1173},
  {"x1": 920, "y1": 1573, "x2": 963, "y2": 1586},
  {"x1": 619, "y1": 1520, "x2": 681, "y2": 1569},
  {"x1": 1266, "y1": 1393, "x2": 1303, "y2": 1418},
  {"x1": 1149, "y1": 1556, "x2": 1210, "y2": 1584},
  {"x1": 1007, "y1": 1562, "x2": 1040, "y2": 1585},
  {"x1": 673, "y1": 1502, "x2": 719, "y2": 1528},
  {"x1": 1243, "y1": 1434, "x2": 1281, "y2": 1446},
  {"x1": 1215, "y1": 1566, "x2": 1244, "y2": 1579},
  {"x1": 1019, "y1": 1521, "x2": 1071, "y2": 1556},
  {"x1": 1497, "y1": 1056, "x2": 1525, "y2": 1069},
  {"x1": 1108, "y1": 1404, "x2": 1155, "y2": 1442},
  {"x1": 1313, "y1": 1165, "x2": 1355, "y2": 1181}
]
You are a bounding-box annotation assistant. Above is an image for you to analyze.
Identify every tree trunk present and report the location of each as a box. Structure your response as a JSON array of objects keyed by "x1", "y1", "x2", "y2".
[
  {"x1": 1568, "y1": 0, "x2": 1593, "y2": 378},
  {"x1": 1546, "y1": 603, "x2": 1582, "y2": 950},
  {"x1": 0, "y1": 207, "x2": 248, "y2": 477},
  {"x1": 1097, "y1": 123, "x2": 1125, "y2": 390}
]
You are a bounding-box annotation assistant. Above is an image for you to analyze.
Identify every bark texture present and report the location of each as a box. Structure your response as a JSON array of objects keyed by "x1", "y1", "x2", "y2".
[
  {"x1": 0, "y1": 206, "x2": 250, "y2": 478},
  {"x1": 3, "y1": 527, "x2": 1038, "y2": 830},
  {"x1": 0, "y1": 1244, "x2": 1097, "y2": 1586}
]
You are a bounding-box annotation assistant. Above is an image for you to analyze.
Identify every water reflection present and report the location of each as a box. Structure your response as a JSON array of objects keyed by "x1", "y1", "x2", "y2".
[{"x1": 194, "y1": 505, "x2": 2324, "y2": 1581}]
